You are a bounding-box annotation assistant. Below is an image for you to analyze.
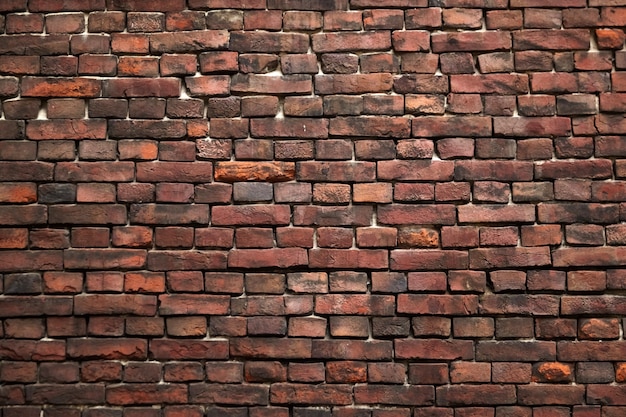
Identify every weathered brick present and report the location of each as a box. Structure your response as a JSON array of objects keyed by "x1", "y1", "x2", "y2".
[
  {"x1": 22, "y1": 76, "x2": 100, "y2": 97},
  {"x1": 27, "y1": 120, "x2": 107, "y2": 140},
  {"x1": 251, "y1": 118, "x2": 328, "y2": 139},
  {"x1": 231, "y1": 32, "x2": 309, "y2": 53},
  {"x1": 413, "y1": 116, "x2": 491, "y2": 137},
  {"x1": 330, "y1": 116, "x2": 409, "y2": 137},
  {"x1": 102, "y1": 78, "x2": 180, "y2": 97},
  {"x1": 0, "y1": 34, "x2": 70, "y2": 55},
  {"x1": 396, "y1": 339, "x2": 473, "y2": 360},
  {"x1": 312, "y1": 31, "x2": 391, "y2": 52},
  {"x1": 394, "y1": 74, "x2": 449, "y2": 94},
  {"x1": 148, "y1": 30, "x2": 229, "y2": 53},
  {"x1": 109, "y1": 120, "x2": 186, "y2": 138},
  {"x1": 436, "y1": 385, "x2": 515, "y2": 406},
  {"x1": 316, "y1": 74, "x2": 393, "y2": 94},
  {"x1": 378, "y1": 204, "x2": 456, "y2": 225},
  {"x1": 391, "y1": 250, "x2": 468, "y2": 271},
  {"x1": 215, "y1": 162, "x2": 294, "y2": 182},
  {"x1": 146, "y1": 250, "x2": 227, "y2": 271},
  {"x1": 451, "y1": 74, "x2": 528, "y2": 94},
  {"x1": 432, "y1": 31, "x2": 511, "y2": 52}
]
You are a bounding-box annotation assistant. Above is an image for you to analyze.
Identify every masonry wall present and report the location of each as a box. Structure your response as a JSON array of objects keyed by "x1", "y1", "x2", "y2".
[{"x1": 2, "y1": 0, "x2": 626, "y2": 416}]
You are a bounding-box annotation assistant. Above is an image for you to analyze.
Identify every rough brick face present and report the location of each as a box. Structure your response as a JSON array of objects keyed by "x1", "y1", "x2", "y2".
[{"x1": 1, "y1": 1, "x2": 625, "y2": 415}]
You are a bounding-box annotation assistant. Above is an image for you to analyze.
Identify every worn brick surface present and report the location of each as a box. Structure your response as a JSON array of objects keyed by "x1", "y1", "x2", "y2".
[{"x1": 1, "y1": 1, "x2": 625, "y2": 414}]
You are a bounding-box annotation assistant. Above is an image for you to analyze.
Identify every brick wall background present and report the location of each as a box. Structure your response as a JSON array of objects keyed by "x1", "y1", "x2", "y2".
[{"x1": 2, "y1": 0, "x2": 626, "y2": 415}]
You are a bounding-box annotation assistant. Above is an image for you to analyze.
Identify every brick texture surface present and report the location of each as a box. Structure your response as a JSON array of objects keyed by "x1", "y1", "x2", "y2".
[{"x1": 2, "y1": 1, "x2": 626, "y2": 415}]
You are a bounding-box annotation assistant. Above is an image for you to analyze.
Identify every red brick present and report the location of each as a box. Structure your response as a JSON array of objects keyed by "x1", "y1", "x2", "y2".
[
  {"x1": 378, "y1": 204, "x2": 455, "y2": 225},
  {"x1": 49, "y1": 204, "x2": 124, "y2": 226},
  {"x1": 298, "y1": 161, "x2": 375, "y2": 182},
  {"x1": 312, "y1": 32, "x2": 391, "y2": 52},
  {"x1": 233, "y1": 227, "x2": 272, "y2": 247},
  {"x1": 241, "y1": 10, "x2": 281, "y2": 30},
  {"x1": 0, "y1": 361, "x2": 38, "y2": 383},
  {"x1": 308, "y1": 249, "x2": 386, "y2": 269},
  {"x1": 147, "y1": 29, "x2": 228, "y2": 53},
  {"x1": 451, "y1": 74, "x2": 527, "y2": 94},
  {"x1": 450, "y1": 361, "x2": 491, "y2": 383},
  {"x1": 401, "y1": 5, "x2": 439, "y2": 26},
  {"x1": 323, "y1": 10, "x2": 362, "y2": 30},
  {"x1": 281, "y1": 11, "x2": 322, "y2": 30},
  {"x1": 316, "y1": 74, "x2": 393, "y2": 95},
  {"x1": 473, "y1": 182, "x2": 511, "y2": 204},
  {"x1": 441, "y1": 226, "x2": 478, "y2": 248},
  {"x1": 447, "y1": 93, "x2": 483, "y2": 114},
  {"x1": 395, "y1": 75, "x2": 448, "y2": 95},
  {"x1": 445, "y1": 7, "x2": 483, "y2": 27},
  {"x1": 102, "y1": 77, "x2": 180, "y2": 98},
  {"x1": 0, "y1": 34, "x2": 70, "y2": 55},
  {"x1": 146, "y1": 250, "x2": 227, "y2": 271},
  {"x1": 229, "y1": 248, "x2": 308, "y2": 268},
  {"x1": 87, "y1": 10, "x2": 124, "y2": 31},
  {"x1": 432, "y1": 31, "x2": 511, "y2": 52},
  {"x1": 405, "y1": 94, "x2": 445, "y2": 114},
  {"x1": 66, "y1": 338, "x2": 147, "y2": 361},
  {"x1": 46, "y1": 13, "x2": 85, "y2": 34},
  {"x1": 22, "y1": 76, "x2": 101, "y2": 97},
  {"x1": 517, "y1": 95, "x2": 555, "y2": 117},
  {"x1": 391, "y1": 250, "x2": 468, "y2": 270},
  {"x1": 596, "y1": 28, "x2": 625, "y2": 49},
  {"x1": 330, "y1": 116, "x2": 409, "y2": 137},
  {"x1": 316, "y1": 227, "x2": 352, "y2": 248},
  {"x1": 39, "y1": 362, "x2": 79, "y2": 383},
  {"x1": 470, "y1": 247, "x2": 551, "y2": 269},
  {"x1": 27, "y1": 119, "x2": 106, "y2": 140},
  {"x1": 356, "y1": 385, "x2": 434, "y2": 406},
  {"x1": 486, "y1": 9, "x2": 522, "y2": 29},
  {"x1": 0, "y1": 338, "x2": 66, "y2": 361},
  {"x1": 316, "y1": 294, "x2": 394, "y2": 316},
  {"x1": 398, "y1": 294, "x2": 478, "y2": 315},
  {"x1": 231, "y1": 31, "x2": 308, "y2": 53},
  {"x1": 190, "y1": 383, "x2": 268, "y2": 405},
  {"x1": 514, "y1": 29, "x2": 590, "y2": 50},
  {"x1": 70, "y1": 34, "x2": 110, "y2": 54},
  {"x1": 106, "y1": 384, "x2": 188, "y2": 405},
  {"x1": 315, "y1": 139, "x2": 352, "y2": 160},
  {"x1": 352, "y1": 183, "x2": 392, "y2": 203},
  {"x1": 270, "y1": 384, "x2": 352, "y2": 405},
  {"x1": 413, "y1": 116, "x2": 491, "y2": 137},
  {"x1": 378, "y1": 160, "x2": 454, "y2": 181},
  {"x1": 408, "y1": 363, "x2": 449, "y2": 387},
  {"x1": 247, "y1": 316, "x2": 287, "y2": 336},
  {"x1": 214, "y1": 161, "x2": 294, "y2": 182},
  {"x1": 352, "y1": 0, "x2": 426, "y2": 6},
  {"x1": 0, "y1": 182, "x2": 36, "y2": 203},
  {"x1": 458, "y1": 204, "x2": 534, "y2": 224},
  {"x1": 356, "y1": 227, "x2": 397, "y2": 248},
  {"x1": 517, "y1": 385, "x2": 585, "y2": 406},
  {"x1": 155, "y1": 54, "x2": 196, "y2": 76},
  {"x1": 319, "y1": 53, "x2": 358, "y2": 74},
  {"x1": 392, "y1": 30, "x2": 429, "y2": 52},
  {"x1": 396, "y1": 339, "x2": 473, "y2": 360},
  {"x1": 439, "y1": 53, "x2": 474, "y2": 74},
  {"x1": 25, "y1": 384, "x2": 104, "y2": 405},
  {"x1": 601, "y1": 7, "x2": 626, "y2": 26},
  {"x1": 6, "y1": 13, "x2": 44, "y2": 33},
  {"x1": 521, "y1": 224, "x2": 562, "y2": 247},
  {"x1": 251, "y1": 118, "x2": 328, "y2": 139}
]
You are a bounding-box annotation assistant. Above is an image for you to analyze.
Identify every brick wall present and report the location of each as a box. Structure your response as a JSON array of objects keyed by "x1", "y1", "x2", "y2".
[{"x1": 2, "y1": 0, "x2": 626, "y2": 415}]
